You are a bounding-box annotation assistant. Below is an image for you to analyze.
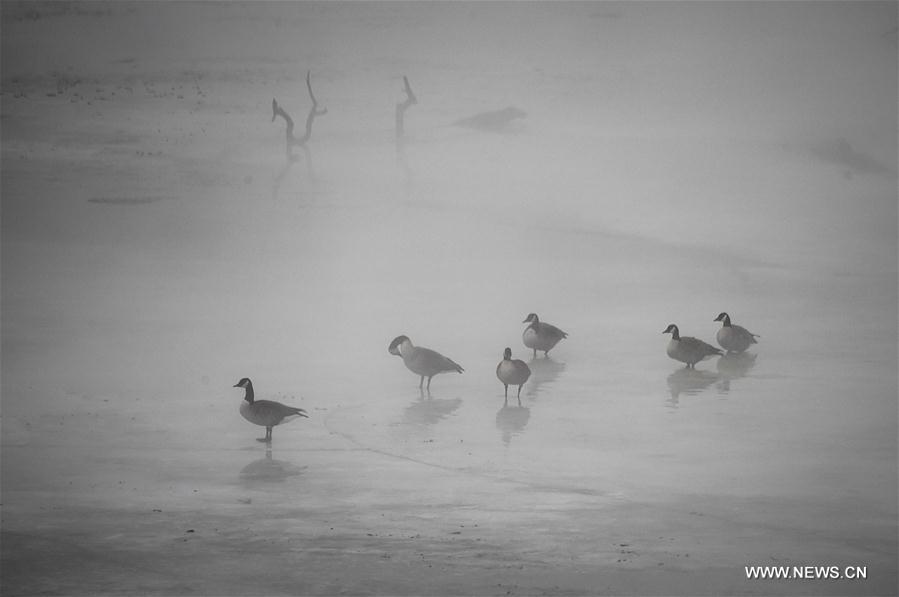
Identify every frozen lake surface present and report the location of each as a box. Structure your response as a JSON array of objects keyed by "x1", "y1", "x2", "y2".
[{"x1": 2, "y1": 3, "x2": 897, "y2": 595}]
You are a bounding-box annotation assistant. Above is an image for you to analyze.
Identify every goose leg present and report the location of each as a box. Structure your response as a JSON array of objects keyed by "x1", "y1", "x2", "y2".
[
  {"x1": 426, "y1": 376, "x2": 433, "y2": 391},
  {"x1": 419, "y1": 376, "x2": 424, "y2": 389},
  {"x1": 503, "y1": 384, "x2": 508, "y2": 398},
  {"x1": 517, "y1": 384, "x2": 522, "y2": 398},
  {"x1": 532, "y1": 348, "x2": 537, "y2": 358}
]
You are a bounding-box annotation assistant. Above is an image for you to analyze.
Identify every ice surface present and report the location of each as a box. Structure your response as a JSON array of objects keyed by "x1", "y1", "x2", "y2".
[{"x1": 2, "y1": 2, "x2": 896, "y2": 595}]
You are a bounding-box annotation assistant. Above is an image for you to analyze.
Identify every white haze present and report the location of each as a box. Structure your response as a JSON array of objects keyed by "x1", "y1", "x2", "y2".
[{"x1": 2, "y1": 2, "x2": 897, "y2": 595}]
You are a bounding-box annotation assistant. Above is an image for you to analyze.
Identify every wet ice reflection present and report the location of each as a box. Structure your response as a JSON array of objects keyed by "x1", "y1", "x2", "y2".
[
  {"x1": 666, "y1": 367, "x2": 720, "y2": 407},
  {"x1": 1, "y1": 2, "x2": 895, "y2": 594},
  {"x1": 665, "y1": 351, "x2": 759, "y2": 406},
  {"x1": 495, "y1": 401, "x2": 530, "y2": 446},
  {"x1": 715, "y1": 352, "x2": 758, "y2": 393},
  {"x1": 239, "y1": 449, "x2": 306, "y2": 485},
  {"x1": 524, "y1": 357, "x2": 566, "y2": 398},
  {"x1": 402, "y1": 393, "x2": 462, "y2": 427}
]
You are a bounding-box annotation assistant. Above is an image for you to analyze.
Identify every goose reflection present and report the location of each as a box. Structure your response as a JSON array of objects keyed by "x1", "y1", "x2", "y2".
[
  {"x1": 403, "y1": 391, "x2": 462, "y2": 426},
  {"x1": 525, "y1": 357, "x2": 566, "y2": 397},
  {"x1": 496, "y1": 399, "x2": 531, "y2": 446},
  {"x1": 240, "y1": 449, "x2": 306, "y2": 485},
  {"x1": 716, "y1": 352, "x2": 757, "y2": 393},
  {"x1": 666, "y1": 368, "x2": 719, "y2": 407}
]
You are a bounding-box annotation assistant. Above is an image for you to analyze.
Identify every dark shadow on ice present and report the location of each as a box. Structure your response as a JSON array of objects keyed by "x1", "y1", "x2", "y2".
[
  {"x1": 715, "y1": 352, "x2": 757, "y2": 393},
  {"x1": 403, "y1": 392, "x2": 462, "y2": 426},
  {"x1": 452, "y1": 106, "x2": 527, "y2": 133},
  {"x1": 666, "y1": 368, "x2": 719, "y2": 407},
  {"x1": 525, "y1": 357, "x2": 566, "y2": 398},
  {"x1": 496, "y1": 400, "x2": 530, "y2": 446},
  {"x1": 811, "y1": 137, "x2": 895, "y2": 179},
  {"x1": 239, "y1": 449, "x2": 306, "y2": 485}
]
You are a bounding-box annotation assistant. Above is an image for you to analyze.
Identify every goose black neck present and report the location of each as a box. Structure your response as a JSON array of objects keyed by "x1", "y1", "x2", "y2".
[
  {"x1": 670, "y1": 327, "x2": 680, "y2": 340},
  {"x1": 722, "y1": 315, "x2": 732, "y2": 327},
  {"x1": 243, "y1": 382, "x2": 255, "y2": 403}
]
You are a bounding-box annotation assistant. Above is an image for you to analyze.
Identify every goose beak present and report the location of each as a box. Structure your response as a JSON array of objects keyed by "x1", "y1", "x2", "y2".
[{"x1": 233, "y1": 383, "x2": 241, "y2": 388}]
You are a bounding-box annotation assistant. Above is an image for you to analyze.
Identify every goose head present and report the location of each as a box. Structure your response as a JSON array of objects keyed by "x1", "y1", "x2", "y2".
[
  {"x1": 388, "y1": 335, "x2": 411, "y2": 357},
  {"x1": 714, "y1": 312, "x2": 732, "y2": 326},
  {"x1": 662, "y1": 324, "x2": 680, "y2": 339},
  {"x1": 233, "y1": 377, "x2": 254, "y2": 403},
  {"x1": 522, "y1": 313, "x2": 539, "y2": 325},
  {"x1": 503, "y1": 347, "x2": 513, "y2": 360}
]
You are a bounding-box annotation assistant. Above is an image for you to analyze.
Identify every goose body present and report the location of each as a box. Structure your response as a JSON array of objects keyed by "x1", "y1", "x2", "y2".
[
  {"x1": 388, "y1": 335, "x2": 464, "y2": 390},
  {"x1": 662, "y1": 324, "x2": 722, "y2": 368},
  {"x1": 496, "y1": 347, "x2": 531, "y2": 401},
  {"x1": 522, "y1": 313, "x2": 568, "y2": 358},
  {"x1": 234, "y1": 378, "x2": 307, "y2": 443},
  {"x1": 714, "y1": 312, "x2": 759, "y2": 353}
]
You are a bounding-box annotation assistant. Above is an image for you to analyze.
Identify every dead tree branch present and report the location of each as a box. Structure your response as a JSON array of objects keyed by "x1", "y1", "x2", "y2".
[
  {"x1": 395, "y1": 75, "x2": 417, "y2": 140},
  {"x1": 299, "y1": 70, "x2": 328, "y2": 144},
  {"x1": 271, "y1": 98, "x2": 295, "y2": 141},
  {"x1": 271, "y1": 70, "x2": 328, "y2": 156}
]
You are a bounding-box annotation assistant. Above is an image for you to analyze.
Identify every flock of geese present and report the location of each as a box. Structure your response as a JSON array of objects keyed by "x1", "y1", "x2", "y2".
[{"x1": 233, "y1": 311, "x2": 758, "y2": 442}]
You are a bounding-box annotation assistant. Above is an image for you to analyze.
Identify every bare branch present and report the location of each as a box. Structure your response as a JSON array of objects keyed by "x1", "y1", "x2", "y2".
[
  {"x1": 271, "y1": 98, "x2": 295, "y2": 141},
  {"x1": 395, "y1": 75, "x2": 417, "y2": 140},
  {"x1": 402, "y1": 76, "x2": 417, "y2": 106},
  {"x1": 306, "y1": 70, "x2": 318, "y2": 109},
  {"x1": 272, "y1": 70, "x2": 327, "y2": 157},
  {"x1": 297, "y1": 70, "x2": 327, "y2": 145}
]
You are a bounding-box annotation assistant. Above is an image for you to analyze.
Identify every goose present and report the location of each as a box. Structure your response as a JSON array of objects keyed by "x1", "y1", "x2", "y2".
[
  {"x1": 522, "y1": 313, "x2": 568, "y2": 358},
  {"x1": 388, "y1": 335, "x2": 464, "y2": 390},
  {"x1": 233, "y1": 378, "x2": 308, "y2": 443},
  {"x1": 496, "y1": 347, "x2": 531, "y2": 401},
  {"x1": 713, "y1": 312, "x2": 759, "y2": 353},
  {"x1": 662, "y1": 324, "x2": 722, "y2": 368}
]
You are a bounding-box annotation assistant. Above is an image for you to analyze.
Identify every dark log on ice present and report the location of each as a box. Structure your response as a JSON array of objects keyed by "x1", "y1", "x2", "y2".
[{"x1": 452, "y1": 106, "x2": 526, "y2": 132}]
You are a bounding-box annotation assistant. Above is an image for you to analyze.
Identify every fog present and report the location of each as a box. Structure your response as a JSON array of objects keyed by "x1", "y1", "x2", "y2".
[{"x1": 2, "y1": 2, "x2": 897, "y2": 595}]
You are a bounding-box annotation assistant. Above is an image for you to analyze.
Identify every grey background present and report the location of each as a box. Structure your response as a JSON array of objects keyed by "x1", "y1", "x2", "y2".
[{"x1": 2, "y1": 2, "x2": 897, "y2": 595}]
